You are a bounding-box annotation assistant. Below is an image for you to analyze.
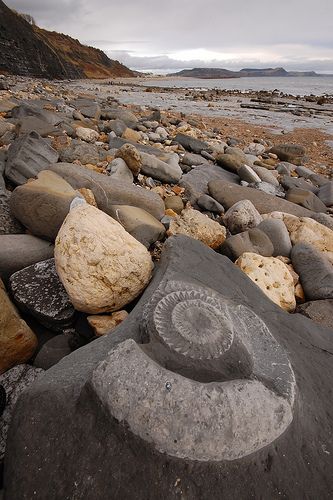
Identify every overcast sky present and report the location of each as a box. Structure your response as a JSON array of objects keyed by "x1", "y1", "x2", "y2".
[{"x1": 6, "y1": 0, "x2": 333, "y2": 73}]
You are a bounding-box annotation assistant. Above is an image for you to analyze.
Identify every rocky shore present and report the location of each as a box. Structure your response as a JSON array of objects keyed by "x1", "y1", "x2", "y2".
[{"x1": 1, "y1": 74, "x2": 333, "y2": 499}]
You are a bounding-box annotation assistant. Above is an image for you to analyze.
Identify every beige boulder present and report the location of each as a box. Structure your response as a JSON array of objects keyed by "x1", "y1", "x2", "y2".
[
  {"x1": 235, "y1": 252, "x2": 296, "y2": 312},
  {"x1": 122, "y1": 127, "x2": 141, "y2": 142},
  {"x1": 115, "y1": 143, "x2": 142, "y2": 176},
  {"x1": 167, "y1": 208, "x2": 226, "y2": 249},
  {"x1": 87, "y1": 310, "x2": 128, "y2": 336},
  {"x1": 54, "y1": 203, "x2": 153, "y2": 314},
  {"x1": 76, "y1": 127, "x2": 99, "y2": 143},
  {"x1": 0, "y1": 279, "x2": 38, "y2": 374}
]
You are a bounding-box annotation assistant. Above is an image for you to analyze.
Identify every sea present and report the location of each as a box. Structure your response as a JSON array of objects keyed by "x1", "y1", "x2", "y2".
[{"x1": 133, "y1": 75, "x2": 333, "y2": 97}]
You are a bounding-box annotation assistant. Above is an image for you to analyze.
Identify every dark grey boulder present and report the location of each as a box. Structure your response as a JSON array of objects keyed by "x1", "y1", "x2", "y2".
[
  {"x1": 174, "y1": 133, "x2": 211, "y2": 154},
  {"x1": 58, "y1": 140, "x2": 107, "y2": 165},
  {"x1": 208, "y1": 180, "x2": 314, "y2": 217},
  {"x1": 164, "y1": 196, "x2": 184, "y2": 214},
  {"x1": 280, "y1": 175, "x2": 318, "y2": 193},
  {"x1": 49, "y1": 163, "x2": 165, "y2": 220},
  {"x1": 220, "y1": 228, "x2": 274, "y2": 260},
  {"x1": 296, "y1": 167, "x2": 330, "y2": 187},
  {"x1": 269, "y1": 144, "x2": 305, "y2": 165},
  {"x1": 140, "y1": 152, "x2": 182, "y2": 184},
  {"x1": 251, "y1": 165, "x2": 279, "y2": 186},
  {"x1": 0, "y1": 194, "x2": 24, "y2": 235},
  {"x1": 257, "y1": 219, "x2": 292, "y2": 257},
  {"x1": 109, "y1": 137, "x2": 176, "y2": 164},
  {"x1": 33, "y1": 335, "x2": 72, "y2": 370},
  {"x1": 317, "y1": 182, "x2": 333, "y2": 207},
  {"x1": 276, "y1": 161, "x2": 297, "y2": 175},
  {"x1": 107, "y1": 119, "x2": 127, "y2": 137},
  {"x1": 247, "y1": 181, "x2": 285, "y2": 198},
  {"x1": 291, "y1": 243, "x2": 333, "y2": 300},
  {"x1": 100, "y1": 108, "x2": 138, "y2": 126},
  {"x1": 296, "y1": 300, "x2": 333, "y2": 330},
  {"x1": 181, "y1": 152, "x2": 209, "y2": 167},
  {"x1": 286, "y1": 188, "x2": 327, "y2": 213},
  {"x1": 180, "y1": 165, "x2": 239, "y2": 206},
  {"x1": 4, "y1": 235, "x2": 333, "y2": 499},
  {"x1": 108, "y1": 158, "x2": 134, "y2": 183},
  {"x1": 5, "y1": 132, "x2": 59, "y2": 185},
  {"x1": 0, "y1": 235, "x2": 54, "y2": 283},
  {"x1": 72, "y1": 99, "x2": 101, "y2": 120},
  {"x1": 9, "y1": 259, "x2": 75, "y2": 332},
  {"x1": 215, "y1": 153, "x2": 244, "y2": 173},
  {"x1": 197, "y1": 194, "x2": 224, "y2": 213}
]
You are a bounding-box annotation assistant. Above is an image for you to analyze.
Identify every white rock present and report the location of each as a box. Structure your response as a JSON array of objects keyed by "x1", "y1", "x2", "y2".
[
  {"x1": 55, "y1": 204, "x2": 153, "y2": 314},
  {"x1": 76, "y1": 127, "x2": 99, "y2": 143},
  {"x1": 235, "y1": 252, "x2": 296, "y2": 312}
]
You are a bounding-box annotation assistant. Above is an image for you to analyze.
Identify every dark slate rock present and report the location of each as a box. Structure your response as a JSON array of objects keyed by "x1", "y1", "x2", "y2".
[
  {"x1": 58, "y1": 140, "x2": 107, "y2": 165},
  {"x1": 269, "y1": 144, "x2": 305, "y2": 165},
  {"x1": 197, "y1": 194, "x2": 224, "y2": 214},
  {"x1": 180, "y1": 165, "x2": 239, "y2": 207},
  {"x1": 291, "y1": 243, "x2": 333, "y2": 300},
  {"x1": 0, "y1": 365, "x2": 43, "y2": 461},
  {"x1": 276, "y1": 162, "x2": 297, "y2": 175},
  {"x1": 280, "y1": 175, "x2": 318, "y2": 193},
  {"x1": 286, "y1": 188, "x2": 327, "y2": 213},
  {"x1": 109, "y1": 137, "x2": 176, "y2": 163},
  {"x1": 317, "y1": 182, "x2": 333, "y2": 207},
  {"x1": 174, "y1": 133, "x2": 211, "y2": 154},
  {"x1": 33, "y1": 335, "x2": 72, "y2": 370},
  {"x1": 11, "y1": 103, "x2": 63, "y2": 126},
  {"x1": 107, "y1": 119, "x2": 127, "y2": 137},
  {"x1": 208, "y1": 180, "x2": 314, "y2": 217},
  {"x1": 181, "y1": 152, "x2": 209, "y2": 167},
  {"x1": 49, "y1": 162, "x2": 165, "y2": 221},
  {"x1": 72, "y1": 99, "x2": 101, "y2": 120},
  {"x1": 0, "y1": 385, "x2": 5, "y2": 418},
  {"x1": 220, "y1": 228, "x2": 274, "y2": 260},
  {"x1": 215, "y1": 153, "x2": 244, "y2": 173},
  {"x1": 4, "y1": 235, "x2": 333, "y2": 499},
  {"x1": 9, "y1": 259, "x2": 75, "y2": 332},
  {"x1": 257, "y1": 219, "x2": 292, "y2": 257},
  {"x1": 0, "y1": 194, "x2": 24, "y2": 235},
  {"x1": 0, "y1": 235, "x2": 54, "y2": 283},
  {"x1": 5, "y1": 132, "x2": 59, "y2": 186},
  {"x1": 296, "y1": 300, "x2": 333, "y2": 330}
]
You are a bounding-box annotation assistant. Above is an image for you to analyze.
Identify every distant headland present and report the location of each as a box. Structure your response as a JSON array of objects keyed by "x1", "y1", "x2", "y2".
[{"x1": 168, "y1": 67, "x2": 321, "y2": 79}]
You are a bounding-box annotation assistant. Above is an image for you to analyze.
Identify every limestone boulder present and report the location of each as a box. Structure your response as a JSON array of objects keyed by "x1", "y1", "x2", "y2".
[
  {"x1": 236, "y1": 253, "x2": 296, "y2": 311},
  {"x1": 75, "y1": 127, "x2": 99, "y2": 143},
  {"x1": 0, "y1": 279, "x2": 38, "y2": 374},
  {"x1": 54, "y1": 203, "x2": 154, "y2": 313},
  {"x1": 224, "y1": 200, "x2": 262, "y2": 234},
  {"x1": 167, "y1": 208, "x2": 226, "y2": 249},
  {"x1": 10, "y1": 170, "x2": 81, "y2": 241},
  {"x1": 87, "y1": 311, "x2": 128, "y2": 337}
]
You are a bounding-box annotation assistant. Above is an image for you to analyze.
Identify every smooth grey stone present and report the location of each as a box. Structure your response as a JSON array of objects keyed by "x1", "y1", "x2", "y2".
[
  {"x1": 295, "y1": 166, "x2": 317, "y2": 179},
  {"x1": 200, "y1": 150, "x2": 215, "y2": 161},
  {"x1": 276, "y1": 162, "x2": 297, "y2": 175},
  {"x1": 106, "y1": 119, "x2": 127, "y2": 137},
  {"x1": 49, "y1": 163, "x2": 165, "y2": 221},
  {"x1": 108, "y1": 158, "x2": 134, "y2": 184},
  {"x1": 0, "y1": 235, "x2": 54, "y2": 282},
  {"x1": 317, "y1": 182, "x2": 333, "y2": 207},
  {"x1": 164, "y1": 196, "x2": 184, "y2": 214},
  {"x1": 4, "y1": 235, "x2": 333, "y2": 499},
  {"x1": 5, "y1": 131, "x2": 59, "y2": 186},
  {"x1": 174, "y1": 133, "x2": 211, "y2": 154},
  {"x1": 72, "y1": 98, "x2": 101, "y2": 120},
  {"x1": 286, "y1": 188, "x2": 327, "y2": 213},
  {"x1": 220, "y1": 228, "x2": 274, "y2": 260},
  {"x1": 296, "y1": 300, "x2": 333, "y2": 330},
  {"x1": 291, "y1": 243, "x2": 333, "y2": 300},
  {"x1": 140, "y1": 152, "x2": 182, "y2": 184},
  {"x1": 180, "y1": 165, "x2": 239, "y2": 207},
  {"x1": 109, "y1": 137, "x2": 176, "y2": 163},
  {"x1": 215, "y1": 153, "x2": 244, "y2": 173},
  {"x1": 238, "y1": 165, "x2": 262, "y2": 184},
  {"x1": 281, "y1": 175, "x2": 318, "y2": 193},
  {"x1": 100, "y1": 108, "x2": 138, "y2": 125},
  {"x1": 257, "y1": 219, "x2": 292, "y2": 257},
  {"x1": 11, "y1": 103, "x2": 61, "y2": 126},
  {"x1": 33, "y1": 335, "x2": 72, "y2": 370},
  {"x1": 309, "y1": 173, "x2": 331, "y2": 188},
  {"x1": 182, "y1": 152, "x2": 209, "y2": 167},
  {"x1": 248, "y1": 181, "x2": 285, "y2": 198},
  {"x1": 197, "y1": 194, "x2": 224, "y2": 214},
  {"x1": 0, "y1": 364, "x2": 43, "y2": 460},
  {"x1": 59, "y1": 139, "x2": 107, "y2": 165},
  {"x1": 269, "y1": 144, "x2": 305, "y2": 165},
  {"x1": 208, "y1": 180, "x2": 314, "y2": 217},
  {"x1": 251, "y1": 166, "x2": 279, "y2": 187},
  {"x1": 311, "y1": 213, "x2": 333, "y2": 231},
  {"x1": 243, "y1": 143, "x2": 265, "y2": 155},
  {"x1": 9, "y1": 259, "x2": 75, "y2": 332},
  {"x1": 224, "y1": 200, "x2": 262, "y2": 234}
]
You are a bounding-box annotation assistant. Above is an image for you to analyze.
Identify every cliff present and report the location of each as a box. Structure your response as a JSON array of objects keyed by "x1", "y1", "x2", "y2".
[{"x1": 0, "y1": 0, "x2": 135, "y2": 79}]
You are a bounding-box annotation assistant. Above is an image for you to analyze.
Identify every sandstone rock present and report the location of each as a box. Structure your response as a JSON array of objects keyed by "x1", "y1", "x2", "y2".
[
  {"x1": 10, "y1": 170, "x2": 80, "y2": 241},
  {"x1": 50, "y1": 163, "x2": 165, "y2": 220},
  {"x1": 77, "y1": 188, "x2": 97, "y2": 206},
  {"x1": 167, "y1": 208, "x2": 226, "y2": 249},
  {"x1": 109, "y1": 205, "x2": 165, "y2": 247},
  {"x1": 140, "y1": 152, "x2": 182, "y2": 184},
  {"x1": 0, "y1": 280, "x2": 38, "y2": 374},
  {"x1": 9, "y1": 259, "x2": 75, "y2": 332},
  {"x1": 224, "y1": 200, "x2": 262, "y2": 234},
  {"x1": 220, "y1": 228, "x2": 274, "y2": 261},
  {"x1": 87, "y1": 311, "x2": 128, "y2": 336},
  {"x1": 164, "y1": 196, "x2": 184, "y2": 214},
  {"x1": 5, "y1": 131, "x2": 59, "y2": 185},
  {"x1": 208, "y1": 180, "x2": 313, "y2": 217},
  {"x1": 122, "y1": 127, "x2": 141, "y2": 142},
  {"x1": 235, "y1": 253, "x2": 296, "y2": 312},
  {"x1": 291, "y1": 243, "x2": 333, "y2": 300},
  {"x1": 283, "y1": 216, "x2": 333, "y2": 264},
  {"x1": 286, "y1": 188, "x2": 327, "y2": 213},
  {"x1": 0, "y1": 235, "x2": 54, "y2": 282},
  {"x1": 257, "y1": 219, "x2": 292, "y2": 257},
  {"x1": 108, "y1": 158, "x2": 134, "y2": 183},
  {"x1": 115, "y1": 143, "x2": 142, "y2": 176},
  {"x1": 269, "y1": 144, "x2": 305, "y2": 165},
  {"x1": 54, "y1": 203, "x2": 153, "y2": 313},
  {"x1": 76, "y1": 126, "x2": 99, "y2": 143}
]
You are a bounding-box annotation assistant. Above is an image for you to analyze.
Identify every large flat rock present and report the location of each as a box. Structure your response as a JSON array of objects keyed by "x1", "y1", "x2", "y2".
[{"x1": 4, "y1": 236, "x2": 333, "y2": 499}]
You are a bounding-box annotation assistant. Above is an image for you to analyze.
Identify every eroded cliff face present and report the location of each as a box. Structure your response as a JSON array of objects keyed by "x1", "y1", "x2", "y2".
[{"x1": 0, "y1": 0, "x2": 135, "y2": 79}]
